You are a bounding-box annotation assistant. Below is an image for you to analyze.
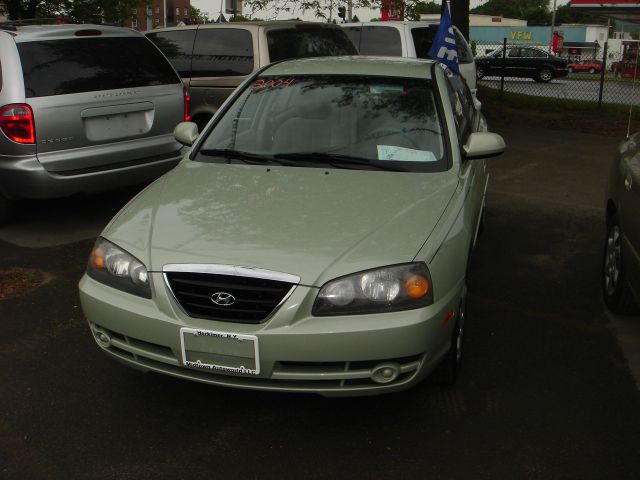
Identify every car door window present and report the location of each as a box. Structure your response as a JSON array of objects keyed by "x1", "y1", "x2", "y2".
[
  {"x1": 358, "y1": 26, "x2": 402, "y2": 56},
  {"x1": 147, "y1": 30, "x2": 196, "y2": 77},
  {"x1": 191, "y1": 28, "x2": 254, "y2": 77},
  {"x1": 507, "y1": 48, "x2": 520, "y2": 58},
  {"x1": 445, "y1": 75, "x2": 473, "y2": 145},
  {"x1": 521, "y1": 48, "x2": 547, "y2": 58}
]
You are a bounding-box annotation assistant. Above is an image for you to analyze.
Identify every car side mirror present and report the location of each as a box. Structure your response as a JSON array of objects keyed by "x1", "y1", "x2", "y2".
[
  {"x1": 463, "y1": 132, "x2": 506, "y2": 159},
  {"x1": 174, "y1": 122, "x2": 199, "y2": 146}
]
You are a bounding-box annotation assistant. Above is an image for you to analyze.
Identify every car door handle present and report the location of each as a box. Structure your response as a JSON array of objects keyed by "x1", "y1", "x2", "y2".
[{"x1": 625, "y1": 174, "x2": 633, "y2": 191}]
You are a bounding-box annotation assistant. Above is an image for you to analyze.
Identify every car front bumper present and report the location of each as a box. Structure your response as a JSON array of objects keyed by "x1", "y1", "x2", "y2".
[{"x1": 79, "y1": 272, "x2": 464, "y2": 397}]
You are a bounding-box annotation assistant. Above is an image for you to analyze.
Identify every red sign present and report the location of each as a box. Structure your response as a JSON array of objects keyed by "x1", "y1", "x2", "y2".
[
  {"x1": 381, "y1": 0, "x2": 404, "y2": 21},
  {"x1": 552, "y1": 31, "x2": 564, "y2": 53}
]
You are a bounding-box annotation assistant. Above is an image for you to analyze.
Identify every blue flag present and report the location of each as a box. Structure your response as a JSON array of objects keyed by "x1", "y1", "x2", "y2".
[{"x1": 428, "y1": 2, "x2": 460, "y2": 75}]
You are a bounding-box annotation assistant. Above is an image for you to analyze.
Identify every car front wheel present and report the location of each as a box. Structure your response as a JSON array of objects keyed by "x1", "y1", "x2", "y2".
[
  {"x1": 537, "y1": 68, "x2": 554, "y2": 82},
  {"x1": 476, "y1": 66, "x2": 485, "y2": 79},
  {"x1": 589, "y1": 68, "x2": 596, "y2": 74},
  {"x1": 603, "y1": 216, "x2": 639, "y2": 314},
  {"x1": 568, "y1": 67, "x2": 573, "y2": 73},
  {"x1": 434, "y1": 286, "x2": 466, "y2": 385}
]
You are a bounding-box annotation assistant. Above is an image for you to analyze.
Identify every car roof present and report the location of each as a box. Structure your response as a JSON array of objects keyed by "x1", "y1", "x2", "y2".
[
  {"x1": 342, "y1": 21, "x2": 443, "y2": 28},
  {"x1": 262, "y1": 56, "x2": 437, "y2": 80},
  {"x1": 3, "y1": 23, "x2": 142, "y2": 42},
  {"x1": 149, "y1": 21, "x2": 342, "y2": 33}
]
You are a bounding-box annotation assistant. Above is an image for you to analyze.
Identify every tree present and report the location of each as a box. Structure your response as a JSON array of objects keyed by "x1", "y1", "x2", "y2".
[
  {"x1": 5, "y1": 0, "x2": 146, "y2": 23},
  {"x1": 189, "y1": 5, "x2": 210, "y2": 23},
  {"x1": 406, "y1": 1, "x2": 440, "y2": 21},
  {"x1": 470, "y1": 0, "x2": 549, "y2": 21}
]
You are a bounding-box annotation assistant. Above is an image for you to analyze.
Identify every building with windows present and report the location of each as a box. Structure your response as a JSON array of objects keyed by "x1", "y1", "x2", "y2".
[{"x1": 131, "y1": 0, "x2": 191, "y2": 31}]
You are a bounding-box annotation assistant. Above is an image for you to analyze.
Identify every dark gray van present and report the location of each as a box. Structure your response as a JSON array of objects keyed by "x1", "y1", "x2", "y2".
[{"x1": 147, "y1": 22, "x2": 357, "y2": 129}]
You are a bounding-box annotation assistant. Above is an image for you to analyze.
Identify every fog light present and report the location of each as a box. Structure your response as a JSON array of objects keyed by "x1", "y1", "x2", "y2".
[
  {"x1": 371, "y1": 363, "x2": 400, "y2": 384},
  {"x1": 94, "y1": 329, "x2": 111, "y2": 348}
]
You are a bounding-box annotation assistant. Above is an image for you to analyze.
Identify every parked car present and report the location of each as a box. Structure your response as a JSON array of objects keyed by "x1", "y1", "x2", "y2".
[
  {"x1": 342, "y1": 21, "x2": 477, "y2": 96},
  {"x1": 0, "y1": 23, "x2": 188, "y2": 224},
  {"x1": 603, "y1": 132, "x2": 640, "y2": 314},
  {"x1": 567, "y1": 59, "x2": 603, "y2": 74},
  {"x1": 475, "y1": 46, "x2": 569, "y2": 82},
  {"x1": 146, "y1": 22, "x2": 357, "y2": 129},
  {"x1": 79, "y1": 56, "x2": 505, "y2": 396}
]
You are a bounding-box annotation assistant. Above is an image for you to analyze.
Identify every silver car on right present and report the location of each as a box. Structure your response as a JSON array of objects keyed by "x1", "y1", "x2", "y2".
[{"x1": 603, "y1": 132, "x2": 640, "y2": 314}]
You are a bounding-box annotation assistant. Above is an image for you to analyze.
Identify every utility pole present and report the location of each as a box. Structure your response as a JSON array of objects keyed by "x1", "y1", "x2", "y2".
[
  {"x1": 347, "y1": 0, "x2": 352, "y2": 22},
  {"x1": 549, "y1": 0, "x2": 558, "y2": 54},
  {"x1": 163, "y1": 0, "x2": 167, "y2": 27}
]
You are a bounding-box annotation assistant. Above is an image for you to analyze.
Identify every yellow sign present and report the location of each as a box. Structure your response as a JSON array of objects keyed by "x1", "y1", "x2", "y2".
[{"x1": 510, "y1": 31, "x2": 533, "y2": 41}]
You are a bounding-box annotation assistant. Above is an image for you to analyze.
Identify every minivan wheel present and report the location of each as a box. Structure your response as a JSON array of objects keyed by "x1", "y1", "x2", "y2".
[
  {"x1": 603, "y1": 216, "x2": 639, "y2": 314},
  {"x1": 434, "y1": 288, "x2": 466, "y2": 386},
  {"x1": 537, "y1": 68, "x2": 553, "y2": 82},
  {"x1": 0, "y1": 194, "x2": 13, "y2": 225}
]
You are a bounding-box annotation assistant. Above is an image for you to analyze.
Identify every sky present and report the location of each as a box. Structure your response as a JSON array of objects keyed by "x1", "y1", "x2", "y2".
[{"x1": 191, "y1": 0, "x2": 572, "y2": 23}]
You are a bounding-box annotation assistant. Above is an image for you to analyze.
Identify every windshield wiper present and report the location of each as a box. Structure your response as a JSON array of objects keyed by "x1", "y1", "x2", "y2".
[
  {"x1": 274, "y1": 152, "x2": 407, "y2": 172},
  {"x1": 198, "y1": 149, "x2": 295, "y2": 166}
]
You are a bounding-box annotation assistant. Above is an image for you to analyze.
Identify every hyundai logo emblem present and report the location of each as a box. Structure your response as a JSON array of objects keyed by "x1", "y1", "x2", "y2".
[{"x1": 211, "y1": 292, "x2": 236, "y2": 306}]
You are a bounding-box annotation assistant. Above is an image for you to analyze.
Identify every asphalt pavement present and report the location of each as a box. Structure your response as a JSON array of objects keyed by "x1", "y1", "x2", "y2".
[{"x1": 0, "y1": 124, "x2": 639, "y2": 479}]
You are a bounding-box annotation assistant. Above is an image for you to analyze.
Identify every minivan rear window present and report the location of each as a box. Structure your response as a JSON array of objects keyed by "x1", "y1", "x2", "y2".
[
  {"x1": 349, "y1": 26, "x2": 402, "y2": 57},
  {"x1": 267, "y1": 27, "x2": 357, "y2": 62},
  {"x1": 18, "y1": 37, "x2": 180, "y2": 98},
  {"x1": 147, "y1": 30, "x2": 197, "y2": 77},
  {"x1": 191, "y1": 28, "x2": 254, "y2": 77}
]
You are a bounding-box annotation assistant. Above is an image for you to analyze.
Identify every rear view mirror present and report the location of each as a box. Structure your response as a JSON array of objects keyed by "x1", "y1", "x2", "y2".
[
  {"x1": 174, "y1": 122, "x2": 199, "y2": 146},
  {"x1": 463, "y1": 132, "x2": 506, "y2": 159}
]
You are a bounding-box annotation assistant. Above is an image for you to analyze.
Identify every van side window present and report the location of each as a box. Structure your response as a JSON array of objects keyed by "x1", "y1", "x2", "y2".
[
  {"x1": 358, "y1": 26, "x2": 402, "y2": 56},
  {"x1": 147, "y1": 30, "x2": 196, "y2": 77},
  {"x1": 191, "y1": 28, "x2": 254, "y2": 77},
  {"x1": 410, "y1": 26, "x2": 437, "y2": 59}
]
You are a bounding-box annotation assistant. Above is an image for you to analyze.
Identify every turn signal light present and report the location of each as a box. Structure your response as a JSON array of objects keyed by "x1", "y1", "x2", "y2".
[
  {"x1": 404, "y1": 274, "x2": 430, "y2": 299},
  {"x1": 90, "y1": 247, "x2": 105, "y2": 270},
  {"x1": 0, "y1": 104, "x2": 35, "y2": 144}
]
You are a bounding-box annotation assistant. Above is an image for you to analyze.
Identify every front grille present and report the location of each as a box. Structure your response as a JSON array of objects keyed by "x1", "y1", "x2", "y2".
[{"x1": 165, "y1": 272, "x2": 295, "y2": 324}]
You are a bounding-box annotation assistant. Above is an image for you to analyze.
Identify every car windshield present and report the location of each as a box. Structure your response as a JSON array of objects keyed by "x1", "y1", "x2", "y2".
[{"x1": 196, "y1": 75, "x2": 446, "y2": 172}]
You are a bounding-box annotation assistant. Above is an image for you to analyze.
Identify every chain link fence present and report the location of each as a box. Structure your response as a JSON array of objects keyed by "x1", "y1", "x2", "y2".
[{"x1": 473, "y1": 39, "x2": 640, "y2": 106}]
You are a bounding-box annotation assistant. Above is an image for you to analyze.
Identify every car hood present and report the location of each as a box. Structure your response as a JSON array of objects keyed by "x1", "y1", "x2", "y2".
[{"x1": 104, "y1": 161, "x2": 458, "y2": 286}]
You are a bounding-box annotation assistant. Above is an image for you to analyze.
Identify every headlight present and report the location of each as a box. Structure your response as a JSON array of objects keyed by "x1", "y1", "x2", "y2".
[
  {"x1": 313, "y1": 263, "x2": 433, "y2": 316},
  {"x1": 86, "y1": 237, "x2": 151, "y2": 299}
]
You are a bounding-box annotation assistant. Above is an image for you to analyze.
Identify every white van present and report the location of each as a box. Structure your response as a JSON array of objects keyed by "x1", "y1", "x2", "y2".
[{"x1": 342, "y1": 21, "x2": 477, "y2": 96}]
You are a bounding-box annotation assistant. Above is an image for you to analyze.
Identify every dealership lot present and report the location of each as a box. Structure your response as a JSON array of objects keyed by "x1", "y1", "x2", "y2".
[{"x1": 1, "y1": 124, "x2": 639, "y2": 478}]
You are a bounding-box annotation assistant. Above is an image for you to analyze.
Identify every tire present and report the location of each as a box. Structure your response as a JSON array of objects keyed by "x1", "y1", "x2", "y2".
[
  {"x1": 0, "y1": 194, "x2": 12, "y2": 225},
  {"x1": 568, "y1": 67, "x2": 573, "y2": 73},
  {"x1": 603, "y1": 216, "x2": 640, "y2": 314},
  {"x1": 476, "y1": 66, "x2": 484, "y2": 80},
  {"x1": 434, "y1": 287, "x2": 467, "y2": 385},
  {"x1": 537, "y1": 68, "x2": 553, "y2": 83},
  {"x1": 589, "y1": 68, "x2": 595, "y2": 74}
]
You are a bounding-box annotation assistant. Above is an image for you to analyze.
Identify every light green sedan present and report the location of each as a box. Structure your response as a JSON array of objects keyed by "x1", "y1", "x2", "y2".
[{"x1": 79, "y1": 57, "x2": 505, "y2": 396}]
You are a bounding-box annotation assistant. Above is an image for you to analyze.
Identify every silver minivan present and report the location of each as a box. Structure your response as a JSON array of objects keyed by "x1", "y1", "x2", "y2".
[{"x1": 0, "y1": 24, "x2": 187, "y2": 223}]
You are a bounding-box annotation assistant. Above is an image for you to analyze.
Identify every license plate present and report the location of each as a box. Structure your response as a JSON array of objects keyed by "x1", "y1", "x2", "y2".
[{"x1": 180, "y1": 328, "x2": 260, "y2": 375}]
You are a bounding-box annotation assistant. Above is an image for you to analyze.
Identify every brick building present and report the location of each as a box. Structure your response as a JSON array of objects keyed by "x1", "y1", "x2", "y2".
[{"x1": 131, "y1": 0, "x2": 191, "y2": 31}]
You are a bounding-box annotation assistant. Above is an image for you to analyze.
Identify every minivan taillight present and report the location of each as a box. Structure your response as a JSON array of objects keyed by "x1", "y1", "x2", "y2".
[
  {"x1": 183, "y1": 86, "x2": 191, "y2": 122},
  {"x1": 0, "y1": 104, "x2": 35, "y2": 144}
]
